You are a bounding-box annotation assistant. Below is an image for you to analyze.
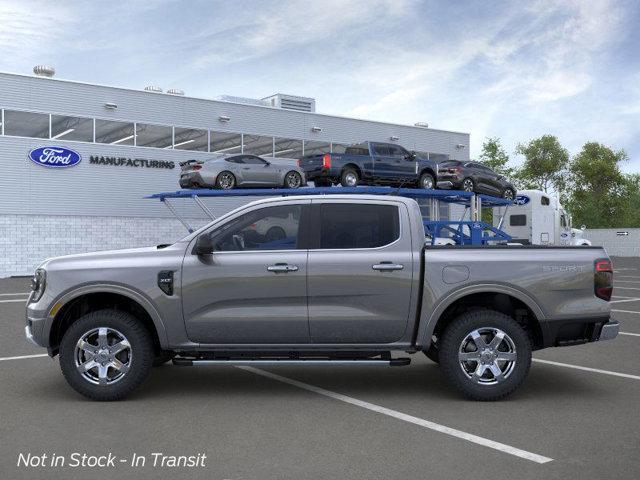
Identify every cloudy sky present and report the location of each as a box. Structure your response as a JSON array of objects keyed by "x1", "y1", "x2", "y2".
[{"x1": 1, "y1": 0, "x2": 639, "y2": 171}]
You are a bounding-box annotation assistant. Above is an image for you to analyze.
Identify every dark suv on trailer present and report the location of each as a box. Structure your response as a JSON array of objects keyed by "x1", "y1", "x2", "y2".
[{"x1": 436, "y1": 160, "x2": 516, "y2": 199}]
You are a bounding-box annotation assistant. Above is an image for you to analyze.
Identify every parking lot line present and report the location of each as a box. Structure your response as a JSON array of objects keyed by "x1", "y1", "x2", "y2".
[
  {"x1": 237, "y1": 366, "x2": 553, "y2": 464},
  {"x1": 620, "y1": 332, "x2": 640, "y2": 337},
  {"x1": 613, "y1": 286, "x2": 640, "y2": 291},
  {"x1": 0, "y1": 292, "x2": 30, "y2": 296},
  {"x1": 0, "y1": 353, "x2": 49, "y2": 362},
  {"x1": 609, "y1": 297, "x2": 640, "y2": 304},
  {"x1": 616, "y1": 275, "x2": 640, "y2": 280},
  {"x1": 0, "y1": 299, "x2": 27, "y2": 304},
  {"x1": 612, "y1": 309, "x2": 640, "y2": 315},
  {"x1": 615, "y1": 280, "x2": 640, "y2": 284},
  {"x1": 532, "y1": 359, "x2": 640, "y2": 381}
]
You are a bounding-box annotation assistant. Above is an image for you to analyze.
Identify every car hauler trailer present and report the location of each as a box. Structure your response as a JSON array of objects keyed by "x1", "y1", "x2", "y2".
[
  {"x1": 146, "y1": 186, "x2": 514, "y2": 246},
  {"x1": 492, "y1": 189, "x2": 591, "y2": 246}
]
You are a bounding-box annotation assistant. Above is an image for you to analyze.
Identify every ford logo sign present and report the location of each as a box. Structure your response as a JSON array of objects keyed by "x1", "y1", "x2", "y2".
[
  {"x1": 514, "y1": 195, "x2": 530, "y2": 206},
  {"x1": 28, "y1": 146, "x2": 82, "y2": 168}
]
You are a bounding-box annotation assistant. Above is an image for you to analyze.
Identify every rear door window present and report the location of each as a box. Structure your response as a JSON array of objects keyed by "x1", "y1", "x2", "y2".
[
  {"x1": 372, "y1": 144, "x2": 390, "y2": 156},
  {"x1": 317, "y1": 203, "x2": 399, "y2": 249}
]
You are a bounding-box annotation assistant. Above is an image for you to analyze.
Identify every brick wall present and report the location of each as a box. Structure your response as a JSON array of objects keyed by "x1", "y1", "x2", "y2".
[{"x1": 0, "y1": 215, "x2": 207, "y2": 277}]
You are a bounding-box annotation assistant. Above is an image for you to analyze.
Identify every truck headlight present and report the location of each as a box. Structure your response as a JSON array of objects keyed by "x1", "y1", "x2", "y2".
[{"x1": 30, "y1": 268, "x2": 46, "y2": 302}]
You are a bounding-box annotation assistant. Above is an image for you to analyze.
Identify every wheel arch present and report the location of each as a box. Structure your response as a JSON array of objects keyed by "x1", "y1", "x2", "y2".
[
  {"x1": 419, "y1": 286, "x2": 546, "y2": 351},
  {"x1": 47, "y1": 284, "x2": 168, "y2": 355},
  {"x1": 342, "y1": 163, "x2": 362, "y2": 178}
]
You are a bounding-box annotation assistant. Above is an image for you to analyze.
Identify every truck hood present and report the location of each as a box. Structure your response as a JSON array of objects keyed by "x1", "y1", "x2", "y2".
[{"x1": 39, "y1": 243, "x2": 188, "y2": 272}]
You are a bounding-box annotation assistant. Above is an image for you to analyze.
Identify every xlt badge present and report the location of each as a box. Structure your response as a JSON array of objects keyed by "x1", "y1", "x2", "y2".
[{"x1": 157, "y1": 271, "x2": 174, "y2": 296}]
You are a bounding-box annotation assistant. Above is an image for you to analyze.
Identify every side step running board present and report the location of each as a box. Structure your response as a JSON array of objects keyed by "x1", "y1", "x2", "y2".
[{"x1": 173, "y1": 358, "x2": 411, "y2": 367}]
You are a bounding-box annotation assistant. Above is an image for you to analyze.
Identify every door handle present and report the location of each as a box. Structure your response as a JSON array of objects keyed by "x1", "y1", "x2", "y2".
[
  {"x1": 242, "y1": 167, "x2": 251, "y2": 170},
  {"x1": 267, "y1": 263, "x2": 299, "y2": 273},
  {"x1": 372, "y1": 263, "x2": 404, "y2": 271}
]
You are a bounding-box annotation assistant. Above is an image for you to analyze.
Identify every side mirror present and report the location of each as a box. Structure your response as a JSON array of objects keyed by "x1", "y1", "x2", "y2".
[
  {"x1": 193, "y1": 235, "x2": 214, "y2": 255},
  {"x1": 581, "y1": 225, "x2": 586, "y2": 231},
  {"x1": 404, "y1": 152, "x2": 416, "y2": 160},
  {"x1": 264, "y1": 160, "x2": 271, "y2": 166}
]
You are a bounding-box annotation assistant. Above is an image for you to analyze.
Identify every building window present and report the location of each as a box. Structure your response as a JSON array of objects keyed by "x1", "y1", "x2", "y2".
[
  {"x1": 243, "y1": 134, "x2": 274, "y2": 156},
  {"x1": 3, "y1": 110, "x2": 49, "y2": 139},
  {"x1": 50, "y1": 114, "x2": 94, "y2": 142},
  {"x1": 173, "y1": 127, "x2": 208, "y2": 151},
  {"x1": 95, "y1": 119, "x2": 135, "y2": 145},
  {"x1": 303, "y1": 140, "x2": 331, "y2": 156},
  {"x1": 331, "y1": 143, "x2": 349, "y2": 154},
  {"x1": 135, "y1": 123, "x2": 173, "y2": 148},
  {"x1": 273, "y1": 137, "x2": 303, "y2": 159},
  {"x1": 210, "y1": 131, "x2": 242, "y2": 154}
]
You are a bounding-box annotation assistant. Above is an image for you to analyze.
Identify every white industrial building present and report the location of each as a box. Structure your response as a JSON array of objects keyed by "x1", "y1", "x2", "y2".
[{"x1": 0, "y1": 67, "x2": 470, "y2": 277}]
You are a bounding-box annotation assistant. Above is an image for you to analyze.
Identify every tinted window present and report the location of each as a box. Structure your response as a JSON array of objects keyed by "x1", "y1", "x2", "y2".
[
  {"x1": 345, "y1": 145, "x2": 370, "y2": 155},
  {"x1": 225, "y1": 156, "x2": 245, "y2": 164},
  {"x1": 510, "y1": 215, "x2": 527, "y2": 226},
  {"x1": 541, "y1": 196, "x2": 550, "y2": 206},
  {"x1": 372, "y1": 144, "x2": 390, "y2": 156},
  {"x1": 243, "y1": 155, "x2": 268, "y2": 165},
  {"x1": 319, "y1": 204, "x2": 399, "y2": 249},
  {"x1": 439, "y1": 160, "x2": 461, "y2": 168},
  {"x1": 209, "y1": 205, "x2": 302, "y2": 251},
  {"x1": 387, "y1": 145, "x2": 407, "y2": 157},
  {"x1": 4, "y1": 110, "x2": 49, "y2": 138}
]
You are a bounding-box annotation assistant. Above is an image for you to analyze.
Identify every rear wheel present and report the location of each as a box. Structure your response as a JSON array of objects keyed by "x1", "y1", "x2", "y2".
[
  {"x1": 423, "y1": 343, "x2": 440, "y2": 364},
  {"x1": 340, "y1": 168, "x2": 359, "y2": 187},
  {"x1": 419, "y1": 172, "x2": 435, "y2": 189},
  {"x1": 216, "y1": 171, "x2": 236, "y2": 190},
  {"x1": 284, "y1": 171, "x2": 302, "y2": 189},
  {"x1": 502, "y1": 188, "x2": 515, "y2": 200},
  {"x1": 439, "y1": 309, "x2": 531, "y2": 401},
  {"x1": 59, "y1": 309, "x2": 154, "y2": 401},
  {"x1": 461, "y1": 178, "x2": 475, "y2": 192}
]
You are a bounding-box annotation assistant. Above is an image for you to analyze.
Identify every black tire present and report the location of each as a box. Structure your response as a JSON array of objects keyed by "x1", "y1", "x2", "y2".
[
  {"x1": 284, "y1": 171, "x2": 303, "y2": 189},
  {"x1": 59, "y1": 309, "x2": 154, "y2": 401},
  {"x1": 340, "y1": 168, "x2": 359, "y2": 187},
  {"x1": 423, "y1": 343, "x2": 440, "y2": 364},
  {"x1": 419, "y1": 172, "x2": 435, "y2": 190},
  {"x1": 215, "y1": 171, "x2": 236, "y2": 190},
  {"x1": 461, "y1": 178, "x2": 475, "y2": 192},
  {"x1": 439, "y1": 309, "x2": 531, "y2": 401},
  {"x1": 153, "y1": 351, "x2": 176, "y2": 367},
  {"x1": 502, "y1": 188, "x2": 515, "y2": 200},
  {"x1": 314, "y1": 179, "x2": 332, "y2": 187}
]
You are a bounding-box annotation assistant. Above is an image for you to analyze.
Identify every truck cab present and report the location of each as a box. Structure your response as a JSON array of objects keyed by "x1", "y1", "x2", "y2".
[{"x1": 494, "y1": 189, "x2": 591, "y2": 246}]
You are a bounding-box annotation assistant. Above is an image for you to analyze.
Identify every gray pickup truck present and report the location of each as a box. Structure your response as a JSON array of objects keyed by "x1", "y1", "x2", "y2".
[{"x1": 25, "y1": 194, "x2": 618, "y2": 401}]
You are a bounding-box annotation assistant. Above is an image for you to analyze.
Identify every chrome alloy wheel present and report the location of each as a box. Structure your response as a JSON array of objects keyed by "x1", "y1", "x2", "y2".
[
  {"x1": 74, "y1": 327, "x2": 132, "y2": 386},
  {"x1": 458, "y1": 327, "x2": 517, "y2": 385},
  {"x1": 462, "y1": 178, "x2": 474, "y2": 192},
  {"x1": 344, "y1": 172, "x2": 358, "y2": 187},
  {"x1": 503, "y1": 189, "x2": 515, "y2": 200},
  {"x1": 421, "y1": 175, "x2": 434, "y2": 189},
  {"x1": 218, "y1": 172, "x2": 235, "y2": 189},
  {"x1": 285, "y1": 171, "x2": 302, "y2": 188}
]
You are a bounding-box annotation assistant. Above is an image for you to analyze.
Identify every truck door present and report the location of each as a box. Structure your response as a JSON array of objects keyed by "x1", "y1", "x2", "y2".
[
  {"x1": 370, "y1": 143, "x2": 394, "y2": 182},
  {"x1": 387, "y1": 144, "x2": 417, "y2": 182},
  {"x1": 307, "y1": 200, "x2": 414, "y2": 343},
  {"x1": 181, "y1": 202, "x2": 312, "y2": 344}
]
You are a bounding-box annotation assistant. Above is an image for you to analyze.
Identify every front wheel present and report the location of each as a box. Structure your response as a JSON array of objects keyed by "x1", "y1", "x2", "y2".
[
  {"x1": 439, "y1": 309, "x2": 531, "y2": 401},
  {"x1": 461, "y1": 178, "x2": 475, "y2": 192},
  {"x1": 502, "y1": 188, "x2": 515, "y2": 200},
  {"x1": 59, "y1": 309, "x2": 154, "y2": 401}
]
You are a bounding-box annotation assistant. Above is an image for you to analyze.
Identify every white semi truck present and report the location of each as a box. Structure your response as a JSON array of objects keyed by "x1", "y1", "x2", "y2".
[{"x1": 494, "y1": 189, "x2": 591, "y2": 246}]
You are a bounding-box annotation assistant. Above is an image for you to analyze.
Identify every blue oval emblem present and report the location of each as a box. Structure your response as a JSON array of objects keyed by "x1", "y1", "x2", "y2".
[
  {"x1": 514, "y1": 195, "x2": 530, "y2": 206},
  {"x1": 28, "y1": 146, "x2": 82, "y2": 168}
]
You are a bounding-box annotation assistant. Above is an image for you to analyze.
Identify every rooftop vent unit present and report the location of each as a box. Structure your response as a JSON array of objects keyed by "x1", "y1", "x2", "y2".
[
  {"x1": 414, "y1": 122, "x2": 429, "y2": 128},
  {"x1": 217, "y1": 95, "x2": 270, "y2": 107},
  {"x1": 144, "y1": 85, "x2": 163, "y2": 93},
  {"x1": 262, "y1": 93, "x2": 316, "y2": 113},
  {"x1": 167, "y1": 88, "x2": 185, "y2": 96},
  {"x1": 33, "y1": 65, "x2": 55, "y2": 78}
]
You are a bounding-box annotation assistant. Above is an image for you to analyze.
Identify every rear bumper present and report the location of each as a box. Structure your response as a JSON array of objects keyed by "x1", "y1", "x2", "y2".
[
  {"x1": 179, "y1": 172, "x2": 209, "y2": 188},
  {"x1": 541, "y1": 316, "x2": 618, "y2": 348}
]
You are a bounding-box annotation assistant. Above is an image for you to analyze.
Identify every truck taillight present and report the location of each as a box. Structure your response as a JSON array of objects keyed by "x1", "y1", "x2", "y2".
[
  {"x1": 594, "y1": 258, "x2": 613, "y2": 301},
  {"x1": 322, "y1": 154, "x2": 331, "y2": 169},
  {"x1": 297, "y1": 159, "x2": 301, "y2": 167}
]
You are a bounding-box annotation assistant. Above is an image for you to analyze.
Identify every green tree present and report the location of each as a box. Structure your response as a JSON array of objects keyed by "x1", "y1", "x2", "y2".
[
  {"x1": 566, "y1": 142, "x2": 628, "y2": 228},
  {"x1": 515, "y1": 135, "x2": 569, "y2": 194},
  {"x1": 479, "y1": 137, "x2": 514, "y2": 177}
]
